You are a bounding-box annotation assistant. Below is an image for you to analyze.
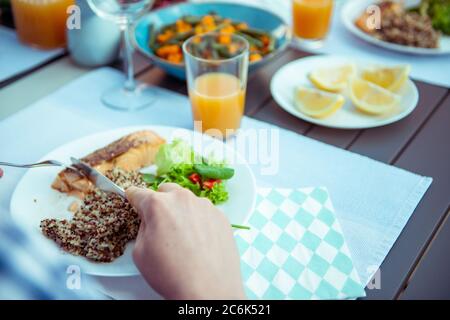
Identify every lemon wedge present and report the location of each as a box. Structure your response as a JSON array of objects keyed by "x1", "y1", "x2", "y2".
[
  {"x1": 308, "y1": 64, "x2": 356, "y2": 92},
  {"x1": 361, "y1": 65, "x2": 410, "y2": 92},
  {"x1": 350, "y1": 78, "x2": 400, "y2": 115},
  {"x1": 294, "y1": 86, "x2": 345, "y2": 118}
]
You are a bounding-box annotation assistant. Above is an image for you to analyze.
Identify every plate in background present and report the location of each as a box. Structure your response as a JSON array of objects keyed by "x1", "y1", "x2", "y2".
[
  {"x1": 341, "y1": 0, "x2": 450, "y2": 56},
  {"x1": 271, "y1": 55, "x2": 419, "y2": 129}
]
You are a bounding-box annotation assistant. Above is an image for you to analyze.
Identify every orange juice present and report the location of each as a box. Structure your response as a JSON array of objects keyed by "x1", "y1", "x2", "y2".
[
  {"x1": 189, "y1": 73, "x2": 246, "y2": 138},
  {"x1": 292, "y1": 0, "x2": 333, "y2": 40},
  {"x1": 11, "y1": 0, "x2": 75, "y2": 49}
]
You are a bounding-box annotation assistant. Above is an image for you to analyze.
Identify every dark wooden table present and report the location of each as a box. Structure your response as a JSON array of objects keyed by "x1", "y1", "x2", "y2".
[{"x1": 1, "y1": 29, "x2": 449, "y2": 299}]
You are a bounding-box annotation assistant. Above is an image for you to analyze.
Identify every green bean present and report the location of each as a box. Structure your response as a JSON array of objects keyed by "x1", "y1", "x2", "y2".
[
  {"x1": 160, "y1": 23, "x2": 174, "y2": 33},
  {"x1": 174, "y1": 29, "x2": 195, "y2": 41},
  {"x1": 211, "y1": 47, "x2": 220, "y2": 59},
  {"x1": 189, "y1": 40, "x2": 207, "y2": 58},
  {"x1": 166, "y1": 38, "x2": 183, "y2": 46},
  {"x1": 148, "y1": 24, "x2": 157, "y2": 51},
  {"x1": 235, "y1": 31, "x2": 264, "y2": 48},
  {"x1": 240, "y1": 27, "x2": 270, "y2": 38},
  {"x1": 212, "y1": 23, "x2": 229, "y2": 33},
  {"x1": 267, "y1": 35, "x2": 276, "y2": 52},
  {"x1": 210, "y1": 43, "x2": 231, "y2": 58},
  {"x1": 189, "y1": 42, "x2": 201, "y2": 57},
  {"x1": 182, "y1": 15, "x2": 203, "y2": 25}
]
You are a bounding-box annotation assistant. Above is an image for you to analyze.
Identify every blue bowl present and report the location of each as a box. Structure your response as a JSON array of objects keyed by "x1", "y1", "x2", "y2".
[{"x1": 133, "y1": 2, "x2": 290, "y2": 79}]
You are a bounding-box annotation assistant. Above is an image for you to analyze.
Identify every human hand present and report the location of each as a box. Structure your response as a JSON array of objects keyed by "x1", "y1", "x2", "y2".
[{"x1": 126, "y1": 183, "x2": 246, "y2": 300}]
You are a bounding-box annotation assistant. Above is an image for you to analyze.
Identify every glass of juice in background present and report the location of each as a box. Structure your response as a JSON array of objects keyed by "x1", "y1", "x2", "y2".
[
  {"x1": 292, "y1": 0, "x2": 333, "y2": 49},
  {"x1": 11, "y1": 0, "x2": 75, "y2": 50},
  {"x1": 183, "y1": 33, "x2": 249, "y2": 139}
]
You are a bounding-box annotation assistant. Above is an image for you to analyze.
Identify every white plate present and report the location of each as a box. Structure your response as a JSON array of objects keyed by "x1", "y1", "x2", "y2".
[
  {"x1": 270, "y1": 55, "x2": 419, "y2": 129},
  {"x1": 10, "y1": 126, "x2": 256, "y2": 277},
  {"x1": 341, "y1": 0, "x2": 450, "y2": 56}
]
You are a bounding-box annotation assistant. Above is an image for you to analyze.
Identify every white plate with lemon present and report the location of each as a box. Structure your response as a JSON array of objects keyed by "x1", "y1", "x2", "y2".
[{"x1": 270, "y1": 55, "x2": 419, "y2": 129}]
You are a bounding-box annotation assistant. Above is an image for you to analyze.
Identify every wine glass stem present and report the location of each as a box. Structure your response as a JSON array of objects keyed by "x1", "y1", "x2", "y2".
[{"x1": 121, "y1": 22, "x2": 136, "y2": 92}]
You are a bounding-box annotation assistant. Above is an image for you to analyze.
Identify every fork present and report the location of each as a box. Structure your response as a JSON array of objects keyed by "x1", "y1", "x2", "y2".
[{"x1": 0, "y1": 160, "x2": 76, "y2": 170}]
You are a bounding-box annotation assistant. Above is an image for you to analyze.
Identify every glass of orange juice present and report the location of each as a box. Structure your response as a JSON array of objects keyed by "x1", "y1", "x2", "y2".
[
  {"x1": 11, "y1": 0, "x2": 75, "y2": 50},
  {"x1": 183, "y1": 33, "x2": 249, "y2": 140},
  {"x1": 292, "y1": 0, "x2": 333, "y2": 48}
]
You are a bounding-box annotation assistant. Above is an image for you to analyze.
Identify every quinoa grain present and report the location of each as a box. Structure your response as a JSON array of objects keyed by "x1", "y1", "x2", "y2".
[{"x1": 41, "y1": 168, "x2": 147, "y2": 262}]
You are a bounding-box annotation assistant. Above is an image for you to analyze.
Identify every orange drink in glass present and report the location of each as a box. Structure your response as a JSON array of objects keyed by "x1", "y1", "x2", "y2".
[
  {"x1": 190, "y1": 73, "x2": 246, "y2": 138},
  {"x1": 292, "y1": 0, "x2": 333, "y2": 48},
  {"x1": 183, "y1": 33, "x2": 249, "y2": 139},
  {"x1": 11, "y1": 0, "x2": 75, "y2": 49}
]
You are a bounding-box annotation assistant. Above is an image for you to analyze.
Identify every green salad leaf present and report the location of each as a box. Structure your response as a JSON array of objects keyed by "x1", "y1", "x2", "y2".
[
  {"x1": 429, "y1": 0, "x2": 450, "y2": 35},
  {"x1": 143, "y1": 139, "x2": 234, "y2": 205},
  {"x1": 143, "y1": 164, "x2": 230, "y2": 205},
  {"x1": 410, "y1": 0, "x2": 450, "y2": 35},
  {"x1": 155, "y1": 139, "x2": 195, "y2": 175}
]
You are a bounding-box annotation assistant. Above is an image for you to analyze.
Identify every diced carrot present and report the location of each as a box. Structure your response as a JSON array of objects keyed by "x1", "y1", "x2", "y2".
[
  {"x1": 176, "y1": 19, "x2": 192, "y2": 33},
  {"x1": 249, "y1": 53, "x2": 263, "y2": 62},
  {"x1": 195, "y1": 25, "x2": 204, "y2": 35},
  {"x1": 229, "y1": 43, "x2": 239, "y2": 54},
  {"x1": 201, "y1": 15, "x2": 215, "y2": 26},
  {"x1": 204, "y1": 24, "x2": 216, "y2": 32},
  {"x1": 193, "y1": 36, "x2": 202, "y2": 44},
  {"x1": 167, "y1": 53, "x2": 183, "y2": 64},
  {"x1": 179, "y1": 24, "x2": 192, "y2": 33},
  {"x1": 235, "y1": 23, "x2": 248, "y2": 30},
  {"x1": 157, "y1": 30, "x2": 173, "y2": 43},
  {"x1": 218, "y1": 34, "x2": 232, "y2": 45},
  {"x1": 175, "y1": 19, "x2": 185, "y2": 28},
  {"x1": 261, "y1": 35, "x2": 270, "y2": 45},
  {"x1": 220, "y1": 25, "x2": 235, "y2": 34},
  {"x1": 156, "y1": 44, "x2": 180, "y2": 57}
]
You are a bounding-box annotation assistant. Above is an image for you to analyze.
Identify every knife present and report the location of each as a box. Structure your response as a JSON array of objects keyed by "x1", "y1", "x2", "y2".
[{"x1": 70, "y1": 157, "x2": 126, "y2": 199}]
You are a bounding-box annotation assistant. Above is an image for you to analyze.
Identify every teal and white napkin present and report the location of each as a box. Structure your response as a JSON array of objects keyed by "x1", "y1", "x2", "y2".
[{"x1": 235, "y1": 187, "x2": 366, "y2": 300}]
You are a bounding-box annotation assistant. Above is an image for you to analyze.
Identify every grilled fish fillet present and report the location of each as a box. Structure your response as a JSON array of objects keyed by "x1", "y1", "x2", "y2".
[{"x1": 52, "y1": 130, "x2": 165, "y2": 198}]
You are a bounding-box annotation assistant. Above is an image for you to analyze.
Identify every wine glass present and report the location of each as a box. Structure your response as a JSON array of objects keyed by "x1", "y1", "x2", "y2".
[{"x1": 87, "y1": 0, "x2": 155, "y2": 111}]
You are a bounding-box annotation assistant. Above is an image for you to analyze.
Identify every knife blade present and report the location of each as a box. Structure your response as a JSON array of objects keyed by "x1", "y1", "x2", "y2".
[{"x1": 70, "y1": 157, "x2": 126, "y2": 199}]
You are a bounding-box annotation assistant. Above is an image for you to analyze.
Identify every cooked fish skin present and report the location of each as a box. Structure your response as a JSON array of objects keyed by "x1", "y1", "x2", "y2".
[{"x1": 51, "y1": 130, "x2": 165, "y2": 198}]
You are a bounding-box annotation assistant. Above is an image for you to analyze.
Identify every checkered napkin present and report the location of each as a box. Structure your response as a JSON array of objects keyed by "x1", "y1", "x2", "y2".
[{"x1": 235, "y1": 187, "x2": 366, "y2": 300}]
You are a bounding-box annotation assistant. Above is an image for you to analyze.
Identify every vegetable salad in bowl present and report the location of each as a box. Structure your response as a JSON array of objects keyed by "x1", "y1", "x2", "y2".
[{"x1": 133, "y1": 1, "x2": 289, "y2": 79}]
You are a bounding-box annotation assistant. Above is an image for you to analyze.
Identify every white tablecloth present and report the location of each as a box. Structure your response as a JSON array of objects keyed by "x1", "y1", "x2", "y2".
[
  {"x1": 0, "y1": 68, "x2": 432, "y2": 298},
  {"x1": 0, "y1": 26, "x2": 64, "y2": 82}
]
